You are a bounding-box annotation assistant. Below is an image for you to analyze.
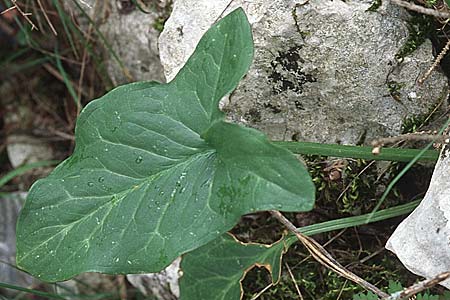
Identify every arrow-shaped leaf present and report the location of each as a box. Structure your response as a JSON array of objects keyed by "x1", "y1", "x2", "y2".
[
  {"x1": 179, "y1": 234, "x2": 286, "y2": 300},
  {"x1": 16, "y1": 8, "x2": 315, "y2": 282}
]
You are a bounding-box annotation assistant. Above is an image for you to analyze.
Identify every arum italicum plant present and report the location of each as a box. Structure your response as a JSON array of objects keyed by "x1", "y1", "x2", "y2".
[
  {"x1": 15, "y1": 8, "x2": 315, "y2": 298},
  {"x1": 13, "y1": 7, "x2": 435, "y2": 299}
]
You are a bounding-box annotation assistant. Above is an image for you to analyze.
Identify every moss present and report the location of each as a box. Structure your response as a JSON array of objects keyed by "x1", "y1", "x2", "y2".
[
  {"x1": 304, "y1": 155, "x2": 405, "y2": 216},
  {"x1": 148, "y1": 0, "x2": 173, "y2": 32},
  {"x1": 386, "y1": 80, "x2": 405, "y2": 102},
  {"x1": 153, "y1": 16, "x2": 167, "y2": 32},
  {"x1": 366, "y1": 0, "x2": 382, "y2": 12},
  {"x1": 240, "y1": 152, "x2": 435, "y2": 299},
  {"x1": 291, "y1": 3, "x2": 311, "y2": 39},
  {"x1": 396, "y1": 14, "x2": 434, "y2": 59},
  {"x1": 242, "y1": 240, "x2": 421, "y2": 299},
  {"x1": 401, "y1": 114, "x2": 429, "y2": 134},
  {"x1": 401, "y1": 97, "x2": 444, "y2": 134},
  {"x1": 425, "y1": 0, "x2": 438, "y2": 7}
]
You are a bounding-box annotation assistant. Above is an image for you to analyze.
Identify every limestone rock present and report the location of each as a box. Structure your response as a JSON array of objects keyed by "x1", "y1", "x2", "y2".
[
  {"x1": 126, "y1": 257, "x2": 181, "y2": 300},
  {"x1": 0, "y1": 193, "x2": 33, "y2": 295},
  {"x1": 6, "y1": 134, "x2": 54, "y2": 168},
  {"x1": 159, "y1": 0, "x2": 448, "y2": 143},
  {"x1": 64, "y1": 1, "x2": 168, "y2": 84},
  {"x1": 386, "y1": 143, "x2": 450, "y2": 288}
]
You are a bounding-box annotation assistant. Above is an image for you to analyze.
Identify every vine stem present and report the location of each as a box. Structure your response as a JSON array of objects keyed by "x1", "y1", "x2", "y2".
[{"x1": 270, "y1": 210, "x2": 389, "y2": 298}]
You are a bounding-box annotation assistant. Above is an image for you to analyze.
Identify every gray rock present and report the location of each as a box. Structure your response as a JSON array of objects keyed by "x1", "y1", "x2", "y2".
[
  {"x1": 386, "y1": 142, "x2": 450, "y2": 288},
  {"x1": 159, "y1": 0, "x2": 448, "y2": 143},
  {"x1": 126, "y1": 257, "x2": 181, "y2": 300},
  {"x1": 6, "y1": 134, "x2": 54, "y2": 168},
  {"x1": 0, "y1": 193, "x2": 33, "y2": 295},
  {"x1": 64, "y1": 1, "x2": 168, "y2": 85}
]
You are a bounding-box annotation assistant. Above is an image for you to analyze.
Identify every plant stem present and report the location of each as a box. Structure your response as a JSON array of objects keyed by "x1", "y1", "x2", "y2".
[
  {"x1": 273, "y1": 141, "x2": 438, "y2": 162},
  {"x1": 271, "y1": 210, "x2": 389, "y2": 298}
]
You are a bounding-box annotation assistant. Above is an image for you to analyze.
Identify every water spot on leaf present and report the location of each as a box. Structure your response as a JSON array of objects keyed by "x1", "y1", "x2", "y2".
[
  {"x1": 87, "y1": 182, "x2": 94, "y2": 187},
  {"x1": 135, "y1": 156, "x2": 143, "y2": 164},
  {"x1": 98, "y1": 177, "x2": 105, "y2": 183}
]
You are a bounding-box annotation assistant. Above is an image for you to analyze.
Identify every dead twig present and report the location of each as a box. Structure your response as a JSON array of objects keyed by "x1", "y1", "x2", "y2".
[
  {"x1": 285, "y1": 262, "x2": 304, "y2": 300},
  {"x1": 270, "y1": 211, "x2": 389, "y2": 298},
  {"x1": 382, "y1": 271, "x2": 450, "y2": 300},
  {"x1": 419, "y1": 39, "x2": 450, "y2": 84},
  {"x1": 371, "y1": 133, "x2": 447, "y2": 155},
  {"x1": 390, "y1": 0, "x2": 450, "y2": 19},
  {"x1": 7, "y1": 0, "x2": 38, "y2": 31},
  {"x1": 36, "y1": 0, "x2": 57, "y2": 35},
  {"x1": 250, "y1": 282, "x2": 274, "y2": 300},
  {"x1": 0, "y1": 5, "x2": 16, "y2": 15}
]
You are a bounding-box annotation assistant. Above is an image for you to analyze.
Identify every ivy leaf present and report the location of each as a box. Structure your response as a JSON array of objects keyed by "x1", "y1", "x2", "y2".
[
  {"x1": 179, "y1": 234, "x2": 286, "y2": 300},
  {"x1": 16, "y1": 8, "x2": 315, "y2": 282}
]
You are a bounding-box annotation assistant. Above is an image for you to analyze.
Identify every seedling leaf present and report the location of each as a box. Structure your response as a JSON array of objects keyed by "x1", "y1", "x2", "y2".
[{"x1": 16, "y1": 8, "x2": 315, "y2": 282}]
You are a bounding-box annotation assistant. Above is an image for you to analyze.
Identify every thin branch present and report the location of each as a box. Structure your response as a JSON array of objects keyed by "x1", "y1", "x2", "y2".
[
  {"x1": 419, "y1": 39, "x2": 450, "y2": 84},
  {"x1": 285, "y1": 262, "x2": 304, "y2": 300},
  {"x1": 270, "y1": 210, "x2": 389, "y2": 298},
  {"x1": 10, "y1": 0, "x2": 38, "y2": 31},
  {"x1": 0, "y1": 6, "x2": 16, "y2": 15},
  {"x1": 390, "y1": 0, "x2": 450, "y2": 19},
  {"x1": 382, "y1": 271, "x2": 450, "y2": 300},
  {"x1": 371, "y1": 133, "x2": 447, "y2": 155},
  {"x1": 36, "y1": 0, "x2": 57, "y2": 35},
  {"x1": 250, "y1": 283, "x2": 273, "y2": 300}
]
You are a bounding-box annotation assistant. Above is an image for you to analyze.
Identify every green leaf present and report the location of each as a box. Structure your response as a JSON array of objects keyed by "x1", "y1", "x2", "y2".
[
  {"x1": 445, "y1": 0, "x2": 450, "y2": 8},
  {"x1": 416, "y1": 293, "x2": 440, "y2": 300},
  {"x1": 16, "y1": 8, "x2": 315, "y2": 282},
  {"x1": 352, "y1": 291, "x2": 379, "y2": 300},
  {"x1": 179, "y1": 234, "x2": 286, "y2": 300},
  {"x1": 387, "y1": 280, "x2": 403, "y2": 294}
]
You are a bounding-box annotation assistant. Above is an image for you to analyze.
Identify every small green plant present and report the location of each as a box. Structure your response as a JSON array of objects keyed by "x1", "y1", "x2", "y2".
[
  {"x1": 353, "y1": 280, "x2": 443, "y2": 300},
  {"x1": 12, "y1": 7, "x2": 445, "y2": 300},
  {"x1": 15, "y1": 9, "x2": 315, "y2": 298}
]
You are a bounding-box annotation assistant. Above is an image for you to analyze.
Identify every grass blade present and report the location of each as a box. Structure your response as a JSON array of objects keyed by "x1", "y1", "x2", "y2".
[
  {"x1": 71, "y1": 0, "x2": 132, "y2": 81},
  {"x1": 366, "y1": 117, "x2": 450, "y2": 222},
  {"x1": 0, "y1": 282, "x2": 66, "y2": 299},
  {"x1": 0, "y1": 160, "x2": 59, "y2": 190},
  {"x1": 273, "y1": 141, "x2": 438, "y2": 162},
  {"x1": 286, "y1": 200, "x2": 420, "y2": 246},
  {"x1": 54, "y1": 44, "x2": 79, "y2": 107}
]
